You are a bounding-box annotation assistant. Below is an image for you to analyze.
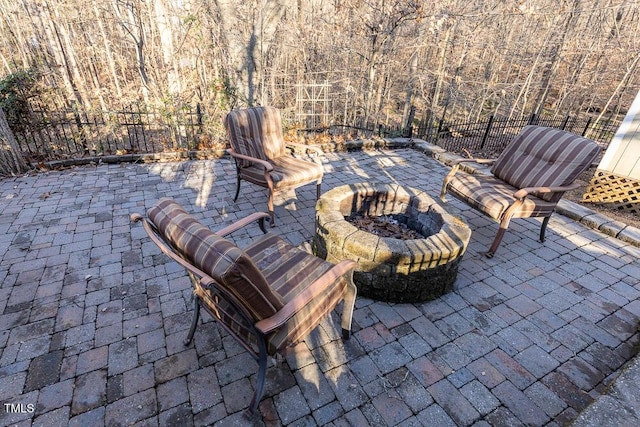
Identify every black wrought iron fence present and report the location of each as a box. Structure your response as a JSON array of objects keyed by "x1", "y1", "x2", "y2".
[
  {"x1": 10, "y1": 104, "x2": 211, "y2": 161},
  {"x1": 301, "y1": 112, "x2": 618, "y2": 156},
  {"x1": 409, "y1": 113, "x2": 618, "y2": 155},
  {"x1": 9, "y1": 103, "x2": 619, "y2": 162}
]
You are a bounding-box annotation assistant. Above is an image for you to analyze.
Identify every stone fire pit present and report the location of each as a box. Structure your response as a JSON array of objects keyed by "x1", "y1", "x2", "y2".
[{"x1": 313, "y1": 183, "x2": 471, "y2": 303}]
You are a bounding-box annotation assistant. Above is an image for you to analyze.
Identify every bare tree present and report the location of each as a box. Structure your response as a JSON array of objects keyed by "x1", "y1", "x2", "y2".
[
  {"x1": 112, "y1": 0, "x2": 151, "y2": 103},
  {"x1": 0, "y1": 0, "x2": 638, "y2": 135}
]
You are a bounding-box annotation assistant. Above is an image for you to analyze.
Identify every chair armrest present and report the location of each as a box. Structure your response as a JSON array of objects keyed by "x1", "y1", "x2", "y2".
[
  {"x1": 450, "y1": 158, "x2": 496, "y2": 166},
  {"x1": 440, "y1": 158, "x2": 496, "y2": 201},
  {"x1": 215, "y1": 212, "x2": 271, "y2": 236},
  {"x1": 445, "y1": 158, "x2": 496, "y2": 182},
  {"x1": 513, "y1": 182, "x2": 581, "y2": 200},
  {"x1": 254, "y1": 260, "x2": 356, "y2": 334},
  {"x1": 227, "y1": 148, "x2": 273, "y2": 172},
  {"x1": 285, "y1": 142, "x2": 323, "y2": 156}
]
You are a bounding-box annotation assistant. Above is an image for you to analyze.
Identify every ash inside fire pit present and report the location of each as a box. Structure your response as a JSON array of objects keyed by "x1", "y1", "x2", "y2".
[
  {"x1": 313, "y1": 183, "x2": 471, "y2": 303},
  {"x1": 346, "y1": 214, "x2": 426, "y2": 240}
]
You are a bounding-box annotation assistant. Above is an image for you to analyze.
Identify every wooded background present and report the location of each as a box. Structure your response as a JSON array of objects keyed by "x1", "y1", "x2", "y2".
[{"x1": 1, "y1": 0, "x2": 639, "y2": 141}]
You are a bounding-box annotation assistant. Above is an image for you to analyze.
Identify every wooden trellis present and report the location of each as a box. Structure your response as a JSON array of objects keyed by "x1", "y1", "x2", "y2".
[
  {"x1": 583, "y1": 170, "x2": 640, "y2": 214},
  {"x1": 582, "y1": 90, "x2": 640, "y2": 215},
  {"x1": 295, "y1": 81, "x2": 331, "y2": 129}
]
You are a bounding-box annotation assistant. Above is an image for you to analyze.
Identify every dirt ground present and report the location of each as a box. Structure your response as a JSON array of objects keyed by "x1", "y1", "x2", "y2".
[{"x1": 564, "y1": 166, "x2": 640, "y2": 230}]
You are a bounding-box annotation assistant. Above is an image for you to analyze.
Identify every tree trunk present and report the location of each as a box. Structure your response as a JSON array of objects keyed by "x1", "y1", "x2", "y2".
[
  {"x1": 113, "y1": 0, "x2": 151, "y2": 104},
  {"x1": 430, "y1": 24, "x2": 452, "y2": 120},
  {"x1": 402, "y1": 48, "x2": 419, "y2": 127},
  {"x1": 0, "y1": 1, "x2": 30, "y2": 70},
  {"x1": 212, "y1": 0, "x2": 291, "y2": 107},
  {"x1": 154, "y1": 0, "x2": 182, "y2": 98},
  {"x1": 533, "y1": 0, "x2": 581, "y2": 116},
  {"x1": 594, "y1": 52, "x2": 640, "y2": 128},
  {"x1": 507, "y1": 20, "x2": 555, "y2": 122},
  {"x1": 93, "y1": 3, "x2": 123, "y2": 99},
  {"x1": 41, "y1": 1, "x2": 85, "y2": 109},
  {"x1": 0, "y1": 108, "x2": 29, "y2": 176}
]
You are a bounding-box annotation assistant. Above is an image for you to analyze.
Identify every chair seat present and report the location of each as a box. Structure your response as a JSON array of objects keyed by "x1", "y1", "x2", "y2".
[
  {"x1": 244, "y1": 233, "x2": 348, "y2": 353},
  {"x1": 448, "y1": 173, "x2": 556, "y2": 221},
  {"x1": 239, "y1": 155, "x2": 323, "y2": 189}
]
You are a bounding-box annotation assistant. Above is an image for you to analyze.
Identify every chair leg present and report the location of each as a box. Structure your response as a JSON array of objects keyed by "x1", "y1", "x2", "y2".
[
  {"x1": 439, "y1": 165, "x2": 459, "y2": 202},
  {"x1": 486, "y1": 227, "x2": 507, "y2": 258},
  {"x1": 340, "y1": 271, "x2": 357, "y2": 340},
  {"x1": 486, "y1": 203, "x2": 522, "y2": 258},
  {"x1": 247, "y1": 337, "x2": 269, "y2": 415},
  {"x1": 184, "y1": 296, "x2": 201, "y2": 346},
  {"x1": 439, "y1": 181, "x2": 449, "y2": 202},
  {"x1": 267, "y1": 190, "x2": 275, "y2": 227},
  {"x1": 233, "y1": 174, "x2": 241, "y2": 202},
  {"x1": 540, "y1": 216, "x2": 551, "y2": 242},
  {"x1": 316, "y1": 182, "x2": 321, "y2": 200}
]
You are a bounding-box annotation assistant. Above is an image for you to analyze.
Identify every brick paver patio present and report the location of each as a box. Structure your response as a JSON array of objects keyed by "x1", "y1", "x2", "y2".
[{"x1": 1, "y1": 147, "x2": 639, "y2": 426}]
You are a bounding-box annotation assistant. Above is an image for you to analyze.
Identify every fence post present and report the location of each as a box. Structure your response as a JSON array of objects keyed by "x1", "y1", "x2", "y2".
[
  {"x1": 437, "y1": 118, "x2": 444, "y2": 142},
  {"x1": 137, "y1": 103, "x2": 148, "y2": 152},
  {"x1": 582, "y1": 117, "x2": 592, "y2": 137},
  {"x1": 71, "y1": 101, "x2": 89, "y2": 154},
  {"x1": 423, "y1": 110, "x2": 432, "y2": 141},
  {"x1": 196, "y1": 103, "x2": 203, "y2": 127},
  {"x1": 403, "y1": 105, "x2": 415, "y2": 138},
  {"x1": 528, "y1": 113, "x2": 537, "y2": 125},
  {"x1": 561, "y1": 115, "x2": 569, "y2": 130},
  {"x1": 480, "y1": 115, "x2": 494, "y2": 150}
]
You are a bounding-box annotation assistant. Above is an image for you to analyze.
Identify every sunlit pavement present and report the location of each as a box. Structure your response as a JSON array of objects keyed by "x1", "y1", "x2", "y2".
[{"x1": 1, "y1": 145, "x2": 639, "y2": 426}]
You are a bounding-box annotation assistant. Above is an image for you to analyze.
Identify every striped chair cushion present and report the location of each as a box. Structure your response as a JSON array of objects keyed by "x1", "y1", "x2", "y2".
[
  {"x1": 225, "y1": 106, "x2": 287, "y2": 167},
  {"x1": 491, "y1": 126, "x2": 600, "y2": 202},
  {"x1": 239, "y1": 156, "x2": 323, "y2": 189},
  {"x1": 448, "y1": 174, "x2": 557, "y2": 221},
  {"x1": 244, "y1": 233, "x2": 348, "y2": 353},
  {"x1": 147, "y1": 198, "x2": 284, "y2": 320}
]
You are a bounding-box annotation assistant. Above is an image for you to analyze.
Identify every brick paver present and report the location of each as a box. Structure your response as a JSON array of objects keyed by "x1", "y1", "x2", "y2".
[{"x1": 1, "y1": 146, "x2": 639, "y2": 426}]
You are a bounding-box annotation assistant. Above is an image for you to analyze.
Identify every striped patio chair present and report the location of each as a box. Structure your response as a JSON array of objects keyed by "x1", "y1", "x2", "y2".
[
  {"x1": 440, "y1": 125, "x2": 601, "y2": 258},
  {"x1": 131, "y1": 198, "x2": 357, "y2": 415},
  {"x1": 225, "y1": 106, "x2": 324, "y2": 226}
]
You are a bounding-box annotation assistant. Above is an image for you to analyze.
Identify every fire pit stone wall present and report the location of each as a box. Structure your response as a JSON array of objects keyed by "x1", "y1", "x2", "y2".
[{"x1": 313, "y1": 183, "x2": 471, "y2": 303}]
